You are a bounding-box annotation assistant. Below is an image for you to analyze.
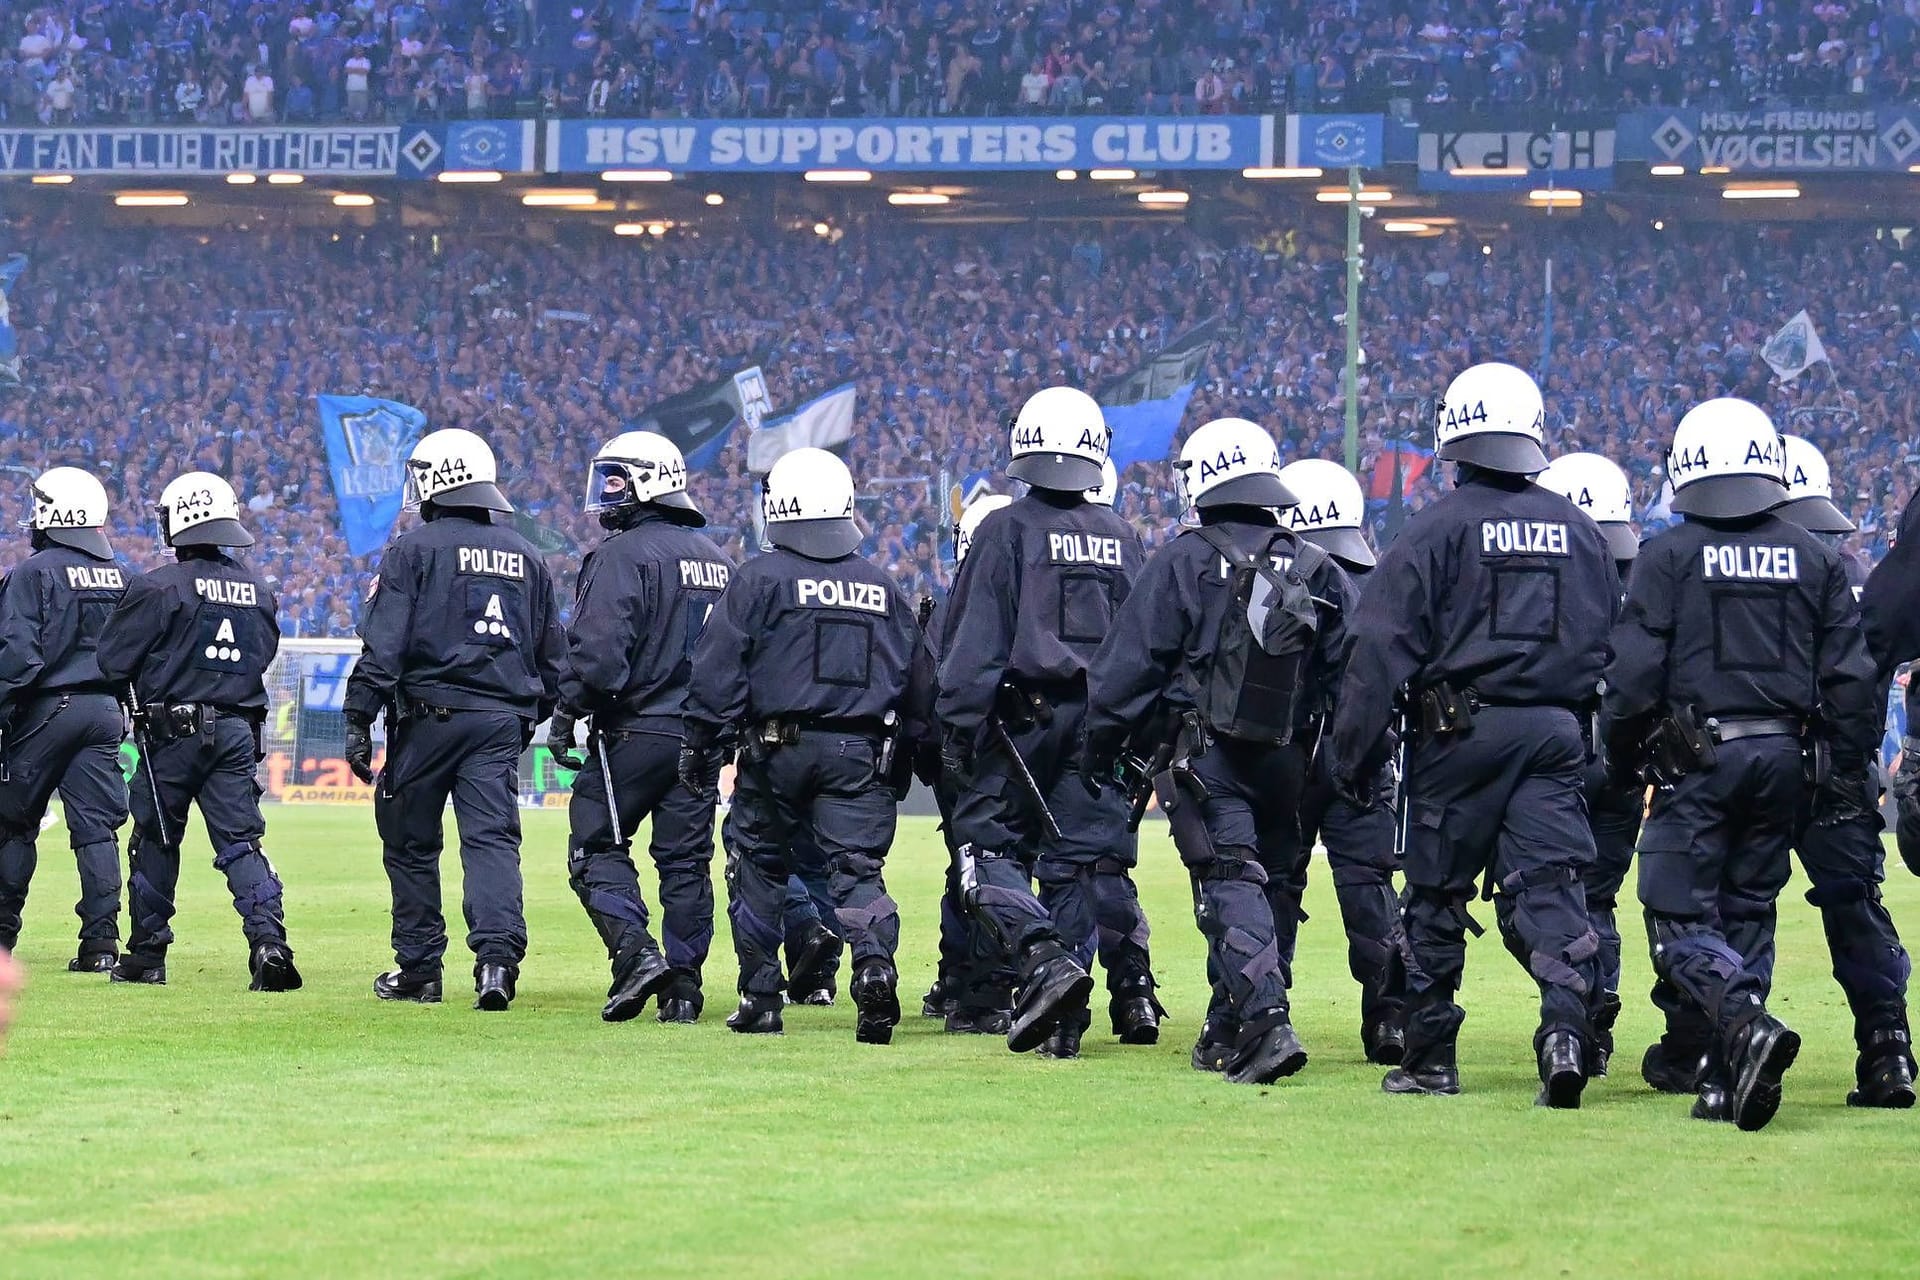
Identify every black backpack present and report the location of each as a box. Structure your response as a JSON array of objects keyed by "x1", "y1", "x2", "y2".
[{"x1": 1191, "y1": 525, "x2": 1329, "y2": 746}]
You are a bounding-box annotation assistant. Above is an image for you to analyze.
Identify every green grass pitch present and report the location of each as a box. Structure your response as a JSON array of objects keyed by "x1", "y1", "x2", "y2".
[{"x1": 3, "y1": 807, "x2": 1919, "y2": 1278}]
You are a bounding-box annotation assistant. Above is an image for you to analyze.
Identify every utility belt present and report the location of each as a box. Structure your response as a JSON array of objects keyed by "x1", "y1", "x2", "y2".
[
  {"x1": 1408, "y1": 681, "x2": 1585, "y2": 738},
  {"x1": 1641, "y1": 706, "x2": 1808, "y2": 788},
  {"x1": 752, "y1": 715, "x2": 889, "y2": 748},
  {"x1": 400, "y1": 701, "x2": 532, "y2": 723},
  {"x1": 135, "y1": 702, "x2": 253, "y2": 743}
]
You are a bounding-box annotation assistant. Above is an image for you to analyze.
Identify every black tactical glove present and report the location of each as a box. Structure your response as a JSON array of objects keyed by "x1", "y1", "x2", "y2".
[
  {"x1": 940, "y1": 728, "x2": 976, "y2": 785},
  {"x1": 547, "y1": 712, "x2": 584, "y2": 772},
  {"x1": 679, "y1": 733, "x2": 722, "y2": 797},
  {"x1": 344, "y1": 716, "x2": 375, "y2": 786},
  {"x1": 1892, "y1": 742, "x2": 1920, "y2": 876},
  {"x1": 1079, "y1": 726, "x2": 1126, "y2": 799},
  {"x1": 1813, "y1": 751, "x2": 1877, "y2": 829}
]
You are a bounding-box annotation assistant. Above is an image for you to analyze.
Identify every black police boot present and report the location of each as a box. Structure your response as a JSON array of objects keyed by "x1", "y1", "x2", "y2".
[
  {"x1": 1224, "y1": 1011, "x2": 1309, "y2": 1085},
  {"x1": 1038, "y1": 1020, "x2": 1084, "y2": 1060},
  {"x1": 1847, "y1": 1029, "x2": 1918, "y2": 1110},
  {"x1": 1535, "y1": 1030, "x2": 1587, "y2": 1110},
  {"x1": 1691, "y1": 1073, "x2": 1733, "y2": 1123},
  {"x1": 1382, "y1": 1040, "x2": 1460, "y2": 1097},
  {"x1": 1190, "y1": 1016, "x2": 1239, "y2": 1073},
  {"x1": 1362, "y1": 1006, "x2": 1407, "y2": 1066},
  {"x1": 1007, "y1": 942, "x2": 1094, "y2": 1055},
  {"x1": 921, "y1": 977, "x2": 956, "y2": 1019},
  {"x1": 602, "y1": 948, "x2": 674, "y2": 1023},
  {"x1": 851, "y1": 960, "x2": 901, "y2": 1045},
  {"x1": 110, "y1": 957, "x2": 166, "y2": 985},
  {"x1": 1589, "y1": 990, "x2": 1622, "y2": 1078},
  {"x1": 473, "y1": 963, "x2": 516, "y2": 1012},
  {"x1": 787, "y1": 922, "x2": 843, "y2": 1007},
  {"x1": 656, "y1": 973, "x2": 704, "y2": 1024},
  {"x1": 1640, "y1": 1039, "x2": 1709, "y2": 1094},
  {"x1": 945, "y1": 1004, "x2": 1012, "y2": 1035},
  {"x1": 726, "y1": 993, "x2": 784, "y2": 1034},
  {"x1": 248, "y1": 942, "x2": 303, "y2": 993},
  {"x1": 1726, "y1": 1012, "x2": 1801, "y2": 1133},
  {"x1": 373, "y1": 968, "x2": 443, "y2": 1003},
  {"x1": 68, "y1": 951, "x2": 117, "y2": 974},
  {"x1": 1109, "y1": 980, "x2": 1165, "y2": 1045}
]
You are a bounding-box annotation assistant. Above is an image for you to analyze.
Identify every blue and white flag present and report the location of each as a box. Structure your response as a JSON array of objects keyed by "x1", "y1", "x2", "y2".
[
  {"x1": 1099, "y1": 319, "x2": 1217, "y2": 471},
  {"x1": 746, "y1": 383, "x2": 857, "y2": 474},
  {"x1": 316, "y1": 394, "x2": 428, "y2": 557},
  {"x1": 0, "y1": 255, "x2": 26, "y2": 386}
]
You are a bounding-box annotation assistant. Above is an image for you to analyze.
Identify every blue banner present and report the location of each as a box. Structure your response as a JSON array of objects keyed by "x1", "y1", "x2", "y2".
[
  {"x1": 396, "y1": 120, "x2": 537, "y2": 178},
  {"x1": 0, "y1": 127, "x2": 399, "y2": 175},
  {"x1": 546, "y1": 115, "x2": 1273, "y2": 173},
  {"x1": 1283, "y1": 114, "x2": 1383, "y2": 168},
  {"x1": 1104, "y1": 384, "x2": 1198, "y2": 473},
  {"x1": 316, "y1": 395, "x2": 428, "y2": 558},
  {"x1": 1618, "y1": 107, "x2": 1920, "y2": 172},
  {"x1": 0, "y1": 255, "x2": 23, "y2": 386}
]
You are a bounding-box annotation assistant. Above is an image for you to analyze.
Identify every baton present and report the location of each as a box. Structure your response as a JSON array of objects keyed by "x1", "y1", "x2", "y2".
[
  {"x1": 592, "y1": 721, "x2": 625, "y2": 847},
  {"x1": 989, "y1": 717, "x2": 1061, "y2": 842}
]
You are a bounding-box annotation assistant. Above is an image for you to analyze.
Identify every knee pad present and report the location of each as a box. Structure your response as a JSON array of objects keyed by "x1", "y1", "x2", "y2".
[
  {"x1": 1805, "y1": 877, "x2": 1875, "y2": 910},
  {"x1": 212, "y1": 840, "x2": 265, "y2": 873},
  {"x1": 1498, "y1": 864, "x2": 1598, "y2": 996}
]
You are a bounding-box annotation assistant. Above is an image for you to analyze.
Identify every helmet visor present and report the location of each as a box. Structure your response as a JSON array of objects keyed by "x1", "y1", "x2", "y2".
[{"x1": 584, "y1": 460, "x2": 637, "y2": 513}]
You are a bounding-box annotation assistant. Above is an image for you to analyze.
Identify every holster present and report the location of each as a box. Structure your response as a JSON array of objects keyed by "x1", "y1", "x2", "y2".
[
  {"x1": 1153, "y1": 760, "x2": 1214, "y2": 865},
  {"x1": 993, "y1": 682, "x2": 1052, "y2": 731},
  {"x1": 1643, "y1": 705, "x2": 1717, "y2": 787},
  {"x1": 139, "y1": 702, "x2": 210, "y2": 743},
  {"x1": 1417, "y1": 682, "x2": 1473, "y2": 737}
]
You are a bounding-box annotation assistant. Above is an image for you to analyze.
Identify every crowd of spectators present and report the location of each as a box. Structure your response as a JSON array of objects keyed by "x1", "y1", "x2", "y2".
[
  {"x1": 0, "y1": 208, "x2": 1913, "y2": 640},
  {"x1": 3, "y1": 1, "x2": 1920, "y2": 129}
]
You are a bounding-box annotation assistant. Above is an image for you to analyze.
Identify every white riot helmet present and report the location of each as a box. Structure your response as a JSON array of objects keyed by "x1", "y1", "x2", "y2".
[
  {"x1": 24, "y1": 465, "x2": 111, "y2": 558},
  {"x1": 1277, "y1": 458, "x2": 1372, "y2": 568},
  {"x1": 1176, "y1": 418, "x2": 1297, "y2": 511},
  {"x1": 1434, "y1": 361, "x2": 1548, "y2": 474},
  {"x1": 955, "y1": 493, "x2": 1012, "y2": 565},
  {"x1": 1666, "y1": 398, "x2": 1786, "y2": 520},
  {"x1": 585, "y1": 430, "x2": 704, "y2": 527},
  {"x1": 1776, "y1": 434, "x2": 1853, "y2": 533},
  {"x1": 763, "y1": 447, "x2": 860, "y2": 559},
  {"x1": 1538, "y1": 452, "x2": 1640, "y2": 561},
  {"x1": 1007, "y1": 386, "x2": 1110, "y2": 493},
  {"x1": 157, "y1": 471, "x2": 253, "y2": 548},
  {"x1": 1088, "y1": 458, "x2": 1118, "y2": 508},
  {"x1": 403, "y1": 427, "x2": 512, "y2": 514}
]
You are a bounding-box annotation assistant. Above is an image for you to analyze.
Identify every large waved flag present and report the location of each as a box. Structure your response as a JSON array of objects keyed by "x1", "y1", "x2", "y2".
[
  {"x1": 746, "y1": 383, "x2": 857, "y2": 473},
  {"x1": 1761, "y1": 309, "x2": 1829, "y2": 382},
  {"x1": 316, "y1": 395, "x2": 429, "y2": 557},
  {"x1": 632, "y1": 362, "x2": 768, "y2": 471},
  {"x1": 1099, "y1": 319, "x2": 1219, "y2": 470},
  {"x1": 0, "y1": 255, "x2": 26, "y2": 386},
  {"x1": 1366, "y1": 440, "x2": 1433, "y2": 500}
]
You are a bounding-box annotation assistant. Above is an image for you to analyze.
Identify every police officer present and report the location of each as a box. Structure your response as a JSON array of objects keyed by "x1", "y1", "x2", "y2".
[
  {"x1": 1863, "y1": 488, "x2": 1920, "y2": 882},
  {"x1": 0, "y1": 467, "x2": 131, "y2": 970},
  {"x1": 1036, "y1": 454, "x2": 1161, "y2": 1057},
  {"x1": 1605, "y1": 400, "x2": 1879, "y2": 1130},
  {"x1": 922, "y1": 494, "x2": 1018, "y2": 1034},
  {"x1": 683, "y1": 447, "x2": 929, "y2": 1043},
  {"x1": 1275, "y1": 457, "x2": 1409, "y2": 1065},
  {"x1": 1536, "y1": 451, "x2": 1645, "y2": 1077},
  {"x1": 1085, "y1": 418, "x2": 1353, "y2": 1084},
  {"x1": 938, "y1": 387, "x2": 1137, "y2": 1056},
  {"x1": 1769, "y1": 435, "x2": 1913, "y2": 1109},
  {"x1": 547, "y1": 431, "x2": 731, "y2": 1025},
  {"x1": 1330, "y1": 362, "x2": 1618, "y2": 1109},
  {"x1": 96, "y1": 472, "x2": 298, "y2": 991},
  {"x1": 344, "y1": 428, "x2": 564, "y2": 1012}
]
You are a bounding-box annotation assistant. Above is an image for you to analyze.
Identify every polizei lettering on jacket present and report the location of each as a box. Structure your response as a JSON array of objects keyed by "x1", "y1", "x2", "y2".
[
  {"x1": 680, "y1": 559, "x2": 730, "y2": 590},
  {"x1": 796, "y1": 578, "x2": 888, "y2": 614},
  {"x1": 1048, "y1": 532, "x2": 1124, "y2": 567},
  {"x1": 1702, "y1": 545, "x2": 1799, "y2": 581},
  {"x1": 1479, "y1": 520, "x2": 1570, "y2": 556},
  {"x1": 457, "y1": 548, "x2": 527, "y2": 579},
  {"x1": 195, "y1": 577, "x2": 258, "y2": 606},
  {"x1": 65, "y1": 565, "x2": 125, "y2": 591}
]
